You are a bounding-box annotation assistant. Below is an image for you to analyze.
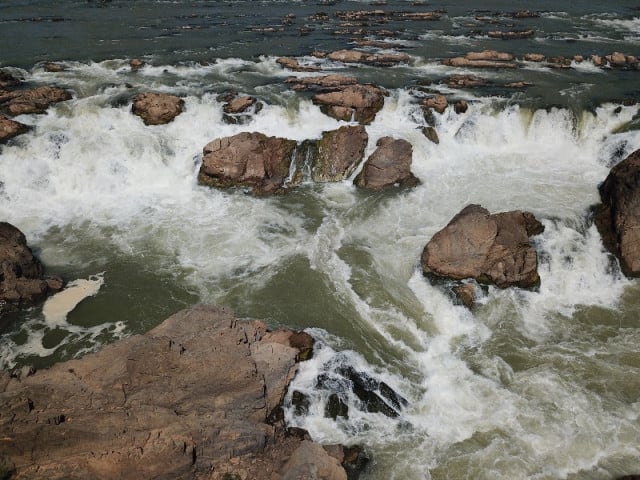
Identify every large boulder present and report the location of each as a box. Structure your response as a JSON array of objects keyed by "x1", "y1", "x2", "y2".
[
  {"x1": 421, "y1": 205, "x2": 544, "y2": 288},
  {"x1": 311, "y1": 125, "x2": 368, "y2": 182},
  {"x1": 198, "y1": 132, "x2": 297, "y2": 194},
  {"x1": 594, "y1": 149, "x2": 640, "y2": 277},
  {"x1": 0, "y1": 115, "x2": 29, "y2": 144},
  {"x1": 0, "y1": 304, "x2": 344, "y2": 480},
  {"x1": 0, "y1": 223, "x2": 63, "y2": 312},
  {"x1": 131, "y1": 92, "x2": 184, "y2": 125},
  {"x1": 354, "y1": 137, "x2": 419, "y2": 190},
  {"x1": 326, "y1": 49, "x2": 410, "y2": 66},
  {"x1": 0, "y1": 86, "x2": 72, "y2": 116},
  {"x1": 313, "y1": 84, "x2": 385, "y2": 124}
]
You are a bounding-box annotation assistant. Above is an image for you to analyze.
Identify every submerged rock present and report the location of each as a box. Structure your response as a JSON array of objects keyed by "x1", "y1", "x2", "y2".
[
  {"x1": 0, "y1": 86, "x2": 72, "y2": 116},
  {"x1": 276, "y1": 57, "x2": 321, "y2": 72},
  {"x1": 487, "y1": 29, "x2": 535, "y2": 40},
  {"x1": 354, "y1": 137, "x2": 419, "y2": 190},
  {"x1": 0, "y1": 222, "x2": 63, "y2": 314},
  {"x1": 594, "y1": 149, "x2": 640, "y2": 277},
  {"x1": 444, "y1": 74, "x2": 489, "y2": 88},
  {"x1": 421, "y1": 204, "x2": 544, "y2": 288},
  {"x1": 43, "y1": 62, "x2": 65, "y2": 73},
  {"x1": 198, "y1": 132, "x2": 297, "y2": 194},
  {"x1": 0, "y1": 304, "x2": 346, "y2": 480},
  {"x1": 0, "y1": 115, "x2": 29, "y2": 144},
  {"x1": 131, "y1": 92, "x2": 184, "y2": 125},
  {"x1": 422, "y1": 126, "x2": 439, "y2": 144},
  {"x1": 129, "y1": 58, "x2": 144, "y2": 71},
  {"x1": 313, "y1": 84, "x2": 385, "y2": 124},
  {"x1": 0, "y1": 69, "x2": 21, "y2": 89},
  {"x1": 311, "y1": 125, "x2": 368, "y2": 182}
]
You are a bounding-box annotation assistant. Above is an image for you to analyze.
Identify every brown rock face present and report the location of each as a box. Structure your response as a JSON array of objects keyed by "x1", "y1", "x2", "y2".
[
  {"x1": 312, "y1": 125, "x2": 368, "y2": 182},
  {"x1": 421, "y1": 205, "x2": 544, "y2": 288},
  {"x1": 223, "y1": 95, "x2": 257, "y2": 114},
  {"x1": 0, "y1": 304, "x2": 346, "y2": 480},
  {"x1": 199, "y1": 132, "x2": 297, "y2": 194},
  {"x1": 354, "y1": 137, "x2": 419, "y2": 190},
  {"x1": 524, "y1": 53, "x2": 545, "y2": 62},
  {"x1": 313, "y1": 84, "x2": 385, "y2": 124},
  {"x1": 444, "y1": 74, "x2": 489, "y2": 88},
  {"x1": 0, "y1": 115, "x2": 29, "y2": 144},
  {"x1": 0, "y1": 223, "x2": 63, "y2": 311},
  {"x1": 0, "y1": 86, "x2": 72, "y2": 116},
  {"x1": 131, "y1": 92, "x2": 184, "y2": 125},
  {"x1": 594, "y1": 149, "x2": 640, "y2": 277},
  {"x1": 422, "y1": 95, "x2": 448, "y2": 114},
  {"x1": 285, "y1": 74, "x2": 358, "y2": 91},
  {"x1": 465, "y1": 50, "x2": 514, "y2": 62}
]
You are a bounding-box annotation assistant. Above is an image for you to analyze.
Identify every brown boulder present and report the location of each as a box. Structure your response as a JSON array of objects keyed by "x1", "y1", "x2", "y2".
[
  {"x1": 131, "y1": 92, "x2": 184, "y2": 125},
  {"x1": 311, "y1": 125, "x2": 368, "y2": 182},
  {"x1": 313, "y1": 84, "x2": 385, "y2": 124},
  {"x1": 441, "y1": 57, "x2": 517, "y2": 69},
  {"x1": 422, "y1": 94, "x2": 448, "y2": 114},
  {"x1": 454, "y1": 100, "x2": 468, "y2": 114},
  {"x1": 444, "y1": 74, "x2": 488, "y2": 88},
  {"x1": 284, "y1": 74, "x2": 358, "y2": 91},
  {"x1": 0, "y1": 222, "x2": 63, "y2": 311},
  {"x1": 129, "y1": 58, "x2": 144, "y2": 71},
  {"x1": 0, "y1": 86, "x2": 72, "y2": 116},
  {"x1": 594, "y1": 149, "x2": 640, "y2": 277},
  {"x1": 421, "y1": 205, "x2": 544, "y2": 288},
  {"x1": 198, "y1": 132, "x2": 297, "y2": 194},
  {"x1": 281, "y1": 441, "x2": 347, "y2": 480},
  {"x1": 452, "y1": 283, "x2": 477, "y2": 308},
  {"x1": 276, "y1": 57, "x2": 321, "y2": 72},
  {"x1": 465, "y1": 50, "x2": 514, "y2": 62},
  {"x1": 0, "y1": 115, "x2": 29, "y2": 144},
  {"x1": 524, "y1": 53, "x2": 545, "y2": 62},
  {"x1": 0, "y1": 304, "x2": 347, "y2": 480},
  {"x1": 43, "y1": 62, "x2": 65, "y2": 73},
  {"x1": 223, "y1": 95, "x2": 257, "y2": 114},
  {"x1": 0, "y1": 70, "x2": 21, "y2": 89},
  {"x1": 354, "y1": 137, "x2": 419, "y2": 190},
  {"x1": 326, "y1": 49, "x2": 410, "y2": 66}
]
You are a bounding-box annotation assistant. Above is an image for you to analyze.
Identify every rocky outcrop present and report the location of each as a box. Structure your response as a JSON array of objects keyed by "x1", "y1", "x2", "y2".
[
  {"x1": 198, "y1": 132, "x2": 297, "y2": 194},
  {"x1": 354, "y1": 137, "x2": 419, "y2": 190},
  {"x1": 487, "y1": 29, "x2": 535, "y2": 40},
  {"x1": 0, "y1": 223, "x2": 63, "y2": 314},
  {"x1": 421, "y1": 205, "x2": 544, "y2": 288},
  {"x1": 313, "y1": 84, "x2": 385, "y2": 124},
  {"x1": 276, "y1": 57, "x2": 321, "y2": 72},
  {"x1": 422, "y1": 95, "x2": 448, "y2": 114},
  {"x1": 0, "y1": 70, "x2": 21, "y2": 89},
  {"x1": 524, "y1": 53, "x2": 545, "y2": 62},
  {"x1": 0, "y1": 86, "x2": 72, "y2": 116},
  {"x1": 444, "y1": 74, "x2": 489, "y2": 88},
  {"x1": 326, "y1": 49, "x2": 410, "y2": 66},
  {"x1": 223, "y1": 95, "x2": 257, "y2": 114},
  {"x1": 285, "y1": 74, "x2": 358, "y2": 91},
  {"x1": 0, "y1": 304, "x2": 354, "y2": 480},
  {"x1": 311, "y1": 125, "x2": 368, "y2": 182},
  {"x1": 0, "y1": 115, "x2": 29, "y2": 144},
  {"x1": 131, "y1": 92, "x2": 184, "y2": 125},
  {"x1": 594, "y1": 149, "x2": 640, "y2": 277},
  {"x1": 43, "y1": 62, "x2": 65, "y2": 73},
  {"x1": 442, "y1": 50, "x2": 517, "y2": 69}
]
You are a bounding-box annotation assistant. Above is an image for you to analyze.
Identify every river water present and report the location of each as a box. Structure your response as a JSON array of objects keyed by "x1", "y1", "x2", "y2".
[{"x1": 1, "y1": 1, "x2": 640, "y2": 479}]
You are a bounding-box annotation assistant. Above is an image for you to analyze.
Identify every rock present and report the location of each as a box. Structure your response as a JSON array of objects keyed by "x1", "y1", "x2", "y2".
[
  {"x1": 0, "y1": 114, "x2": 29, "y2": 144},
  {"x1": 276, "y1": 57, "x2": 321, "y2": 72},
  {"x1": 0, "y1": 70, "x2": 21, "y2": 89},
  {"x1": 326, "y1": 49, "x2": 410, "y2": 66},
  {"x1": 198, "y1": 132, "x2": 297, "y2": 194},
  {"x1": 444, "y1": 74, "x2": 488, "y2": 88},
  {"x1": 487, "y1": 29, "x2": 535, "y2": 40},
  {"x1": 594, "y1": 149, "x2": 640, "y2": 277},
  {"x1": 0, "y1": 222, "x2": 63, "y2": 312},
  {"x1": 0, "y1": 304, "x2": 350, "y2": 480},
  {"x1": 591, "y1": 55, "x2": 605, "y2": 67},
  {"x1": 421, "y1": 204, "x2": 545, "y2": 288},
  {"x1": 354, "y1": 137, "x2": 419, "y2": 190},
  {"x1": 289, "y1": 331, "x2": 315, "y2": 361},
  {"x1": 292, "y1": 390, "x2": 311, "y2": 415},
  {"x1": 325, "y1": 394, "x2": 349, "y2": 419},
  {"x1": 548, "y1": 56, "x2": 572, "y2": 67},
  {"x1": 223, "y1": 95, "x2": 257, "y2": 114},
  {"x1": 131, "y1": 92, "x2": 184, "y2": 125},
  {"x1": 452, "y1": 283, "x2": 477, "y2": 308},
  {"x1": 511, "y1": 10, "x2": 539, "y2": 18},
  {"x1": 524, "y1": 53, "x2": 545, "y2": 62},
  {"x1": 281, "y1": 441, "x2": 347, "y2": 480},
  {"x1": 465, "y1": 50, "x2": 514, "y2": 62},
  {"x1": 338, "y1": 366, "x2": 407, "y2": 417},
  {"x1": 284, "y1": 74, "x2": 358, "y2": 91},
  {"x1": 0, "y1": 86, "x2": 72, "y2": 116},
  {"x1": 422, "y1": 94, "x2": 448, "y2": 114},
  {"x1": 454, "y1": 100, "x2": 468, "y2": 114},
  {"x1": 422, "y1": 126, "x2": 439, "y2": 144},
  {"x1": 607, "y1": 52, "x2": 628, "y2": 67},
  {"x1": 311, "y1": 125, "x2": 368, "y2": 182},
  {"x1": 397, "y1": 11, "x2": 443, "y2": 20},
  {"x1": 504, "y1": 81, "x2": 532, "y2": 88},
  {"x1": 313, "y1": 84, "x2": 385, "y2": 124},
  {"x1": 129, "y1": 58, "x2": 144, "y2": 71},
  {"x1": 43, "y1": 62, "x2": 65, "y2": 72},
  {"x1": 441, "y1": 57, "x2": 517, "y2": 69},
  {"x1": 573, "y1": 55, "x2": 584, "y2": 63}
]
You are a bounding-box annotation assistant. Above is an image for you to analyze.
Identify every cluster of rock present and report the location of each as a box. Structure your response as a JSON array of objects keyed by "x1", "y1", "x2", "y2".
[
  {"x1": 131, "y1": 92, "x2": 184, "y2": 125},
  {"x1": 0, "y1": 304, "x2": 364, "y2": 480},
  {"x1": 0, "y1": 223, "x2": 63, "y2": 316}
]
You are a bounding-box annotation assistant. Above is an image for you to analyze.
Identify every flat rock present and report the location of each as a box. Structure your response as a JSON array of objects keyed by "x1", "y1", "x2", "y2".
[
  {"x1": 444, "y1": 74, "x2": 489, "y2": 88},
  {"x1": 524, "y1": 53, "x2": 545, "y2": 62},
  {"x1": 465, "y1": 50, "x2": 514, "y2": 62},
  {"x1": 131, "y1": 92, "x2": 184, "y2": 125},
  {"x1": 441, "y1": 57, "x2": 518, "y2": 69},
  {"x1": 421, "y1": 204, "x2": 544, "y2": 288},
  {"x1": 0, "y1": 70, "x2": 21, "y2": 89},
  {"x1": 311, "y1": 125, "x2": 368, "y2": 182},
  {"x1": 276, "y1": 57, "x2": 321, "y2": 72},
  {"x1": 285, "y1": 74, "x2": 358, "y2": 91},
  {"x1": 326, "y1": 49, "x2": 410, "y2": 66},
  {"x1": 198, "y1": 132, "x2": 297, "y2": 194},
  {"x1": 43, "y1": 62, "x2": 65, "y2": 72},
  {"x1": 313, "y1": 84, "x2": 385, "y2": 124},
  {"x1": 223, "y1": 95, "x2": 257, "y2": 114},
  {"x1": 422, "y1": 94, "x2": 448, "y2": 114},
  {"x1": 594, "y1": 149, "x2": 640, "y2": 277},
  {"x1": 0, "y1": 304, "x2": 344, "y2": 480},
  {"x1": 0, "y1": 86, "x2": 72, "y2": 116},
  {"x1": 0, "y1": 115, "x2": 29, "y2": 144},
  {"x1": 487, "y1": 30, "x2": 535, "y2": 40},
  {"x1": 354, "y1": 137, "x2": 419, "y2": 190}
]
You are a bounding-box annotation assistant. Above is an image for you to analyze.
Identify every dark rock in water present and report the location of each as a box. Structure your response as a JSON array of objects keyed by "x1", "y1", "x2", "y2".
[
  {"x1": 325, "y1": 393, "x2": 349, "y2": 419},
  {"x1": 0, "y1": 222, "x2": 63, "y2": 312},
  {"x1": 354, "y1": 137, "x2": 419, "y2": 190},
  {"x1": 326, "y1": 49, "x2": 410, "y2": 67},
  {"x1": 524, "y1": 53, "x2": 545, "y2": 62},
  {"x1": 421, "y1": 204, "x2": 544, "y2": 288},
  {"x1": 422, "y1": 126, "x2": 439, "y2": 144},
  {"x1": 594, "y1": 149, "x2": 640, "y2": 277},
  {"x1": 198, "y1": 131, "x2": 297, "y2": 195},
  {"x1": 0, "y1": 114, "x2": 30, "y2": 144},
  {"x1": 292, "y1": 390, "x2": 311, "y2": 415},
  {"x1": 0, "y1": 70, "x2": 21, "y2": 89},
  {"x1": 0, "y1": 304, "x2": 349, "y2": 480},
  {"x1": 0, "y1": 86, "x2": 72, "y2": 116},
  {"x1": 289, "y1": 331, "x2": 315, "y2": 361},
  {"x1": 454, "y1": 100, "x2": 468, "y2": 114},
  {"x1": 487, "y1": 29, "x2": 535, "y2": 40},
  {"x1": 444, "y1": 74, "x2": 489, "y2": 88},
  {"x1": 313, "y1": 84, "x2": 385, "y2": 124},
  {"x1": 342, "y1": 445, "x2": 369, "y2": 480},
  {"x1": 43, "y1": 62, "x2": 65, "y2": 72},
  {"x1": 311, "y1": 125, "x2": 368, "y2": 182},
  {"x1": 276, "y1": 57, "x2": 321, "y2": 72},
  {"x1": 216, "y1": 89, "x2": 238, "y2": 103},
  {"x1": 452, "y1": 283, "x2": 477, "y2": 308},
  {"x1": 339, "y1": 365, "x2": 407, "y2": 417},
  {"x1": 129, "y1": 58, "x2": 144, "y2": 71},
  {"x1": 131, "y1": 92, "x2": 184, "y2": 125}
]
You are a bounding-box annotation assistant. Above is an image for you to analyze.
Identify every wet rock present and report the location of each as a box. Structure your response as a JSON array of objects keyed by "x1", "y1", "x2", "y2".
[
  {"x1": 285, "y1": 74, "x2": 358, "y2": 91},
  {"x1": 131, "y1": 92, "x2": 184, "y2": 125},
  {"x1": 0, "y1": 114, "x2": 29, "y2": 144},
  {"x1": 313, "y1": 84, "x2": 385, "y2": 124},
  {"x1": 43, "y1": 62, "x2": 65, "y2": 72},
  {"x1": 591, "y1": 55, "x2": 605, "y2": 67},
  {"x1": 0, "y1": 70, "x2": 21, "y2": 89},
  {"x1": 354, "y1": 137, "x2": 419, "y2": 190},
  {"x1": 198, "y1": 131, "x2": 297, "y2": 194},
  {"x1": 454, "y1": 100, "x2": 468, "y2": 114},
  {"x1": 444, "y1": 74, "x2": 488, "y2": 88},
  {"x1": 548, "y1": 56, "x2": 572, "y2": 68},
  {"x1": 289, "y1": 331, "x2": 315, "y2": 361},
  {"x1": 573, "y1": 55, "x2": 584, "y2": 63},
  {"x1": 129, "y1": 58, "x2": 144, "y2": 71},
  {"x1": 276, "y1": 57, "x2": 321, "y2": 72},
  {"x1": 487, "y1": 29, "x2": 535, "y2": 40},
  {"x1": 421, "y1": 204, "x2": 545, "y2": 288},
  {"x1": 326, "y1": 49, "x2": 410, "y2": 66},
  {"x1": 281, "y1": 441, "x2": 347, "y2": 480},
  {"x1": 311, "y1": 125, "x2": 368, "y2": 182},
  {"x1": 338, "y1": 366, "x2": 407, "y2": 417},
  {"x1": 223, "y1": 95, "x2": 257, "y2": 114},
  {"x1": 594, "y1": 149, "x2": 640, "y2": 277},
  {"x1": 0, "y1": 86, "x2": 72, "y2": 116},
  {"x1": 397, "y1": 11, "x2": 443, "y2": 20},
  {"x1": 325, "y1": 393, "x2": 349, "y2": 419},
  {"x1": 292, "y1": 390, "x2": 311, "y2": 415},
  {"x1": 505, "y1": 81, "x2": 532, "y2": 88},
  {"x1": 442, "y1": 56, "x2": 517, "y2": 69},
  {"x1": 511, "y1": 10, "x2": 540, "y2": 18},
  {"x1": 422, "y1": 94, "x2": 448, "y2": 114},
  {"x1": 422, "y1": 126, "x2": 439, "y2": 144},
  {"x1": 0, "y1": 304, "x2": 348, "y2": 479},
  {"x1": 216, "y1": 89, "x2": 238, "y2": 103},
  {"x1": 524, "y1": 53, "x2": 545, "y2": 62},
  {"x1": 465, "y1": 50, "x2": 514, "y2": 62},
  {"x1": 0, "y1": 222, "x2": 63, "y2": 312},
  {"x1": 604, "y1": 52, "x2": 640, "y2": 69},
  {"x1": 452, "y1": 283, "x2": 477, "y2": 308}
]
